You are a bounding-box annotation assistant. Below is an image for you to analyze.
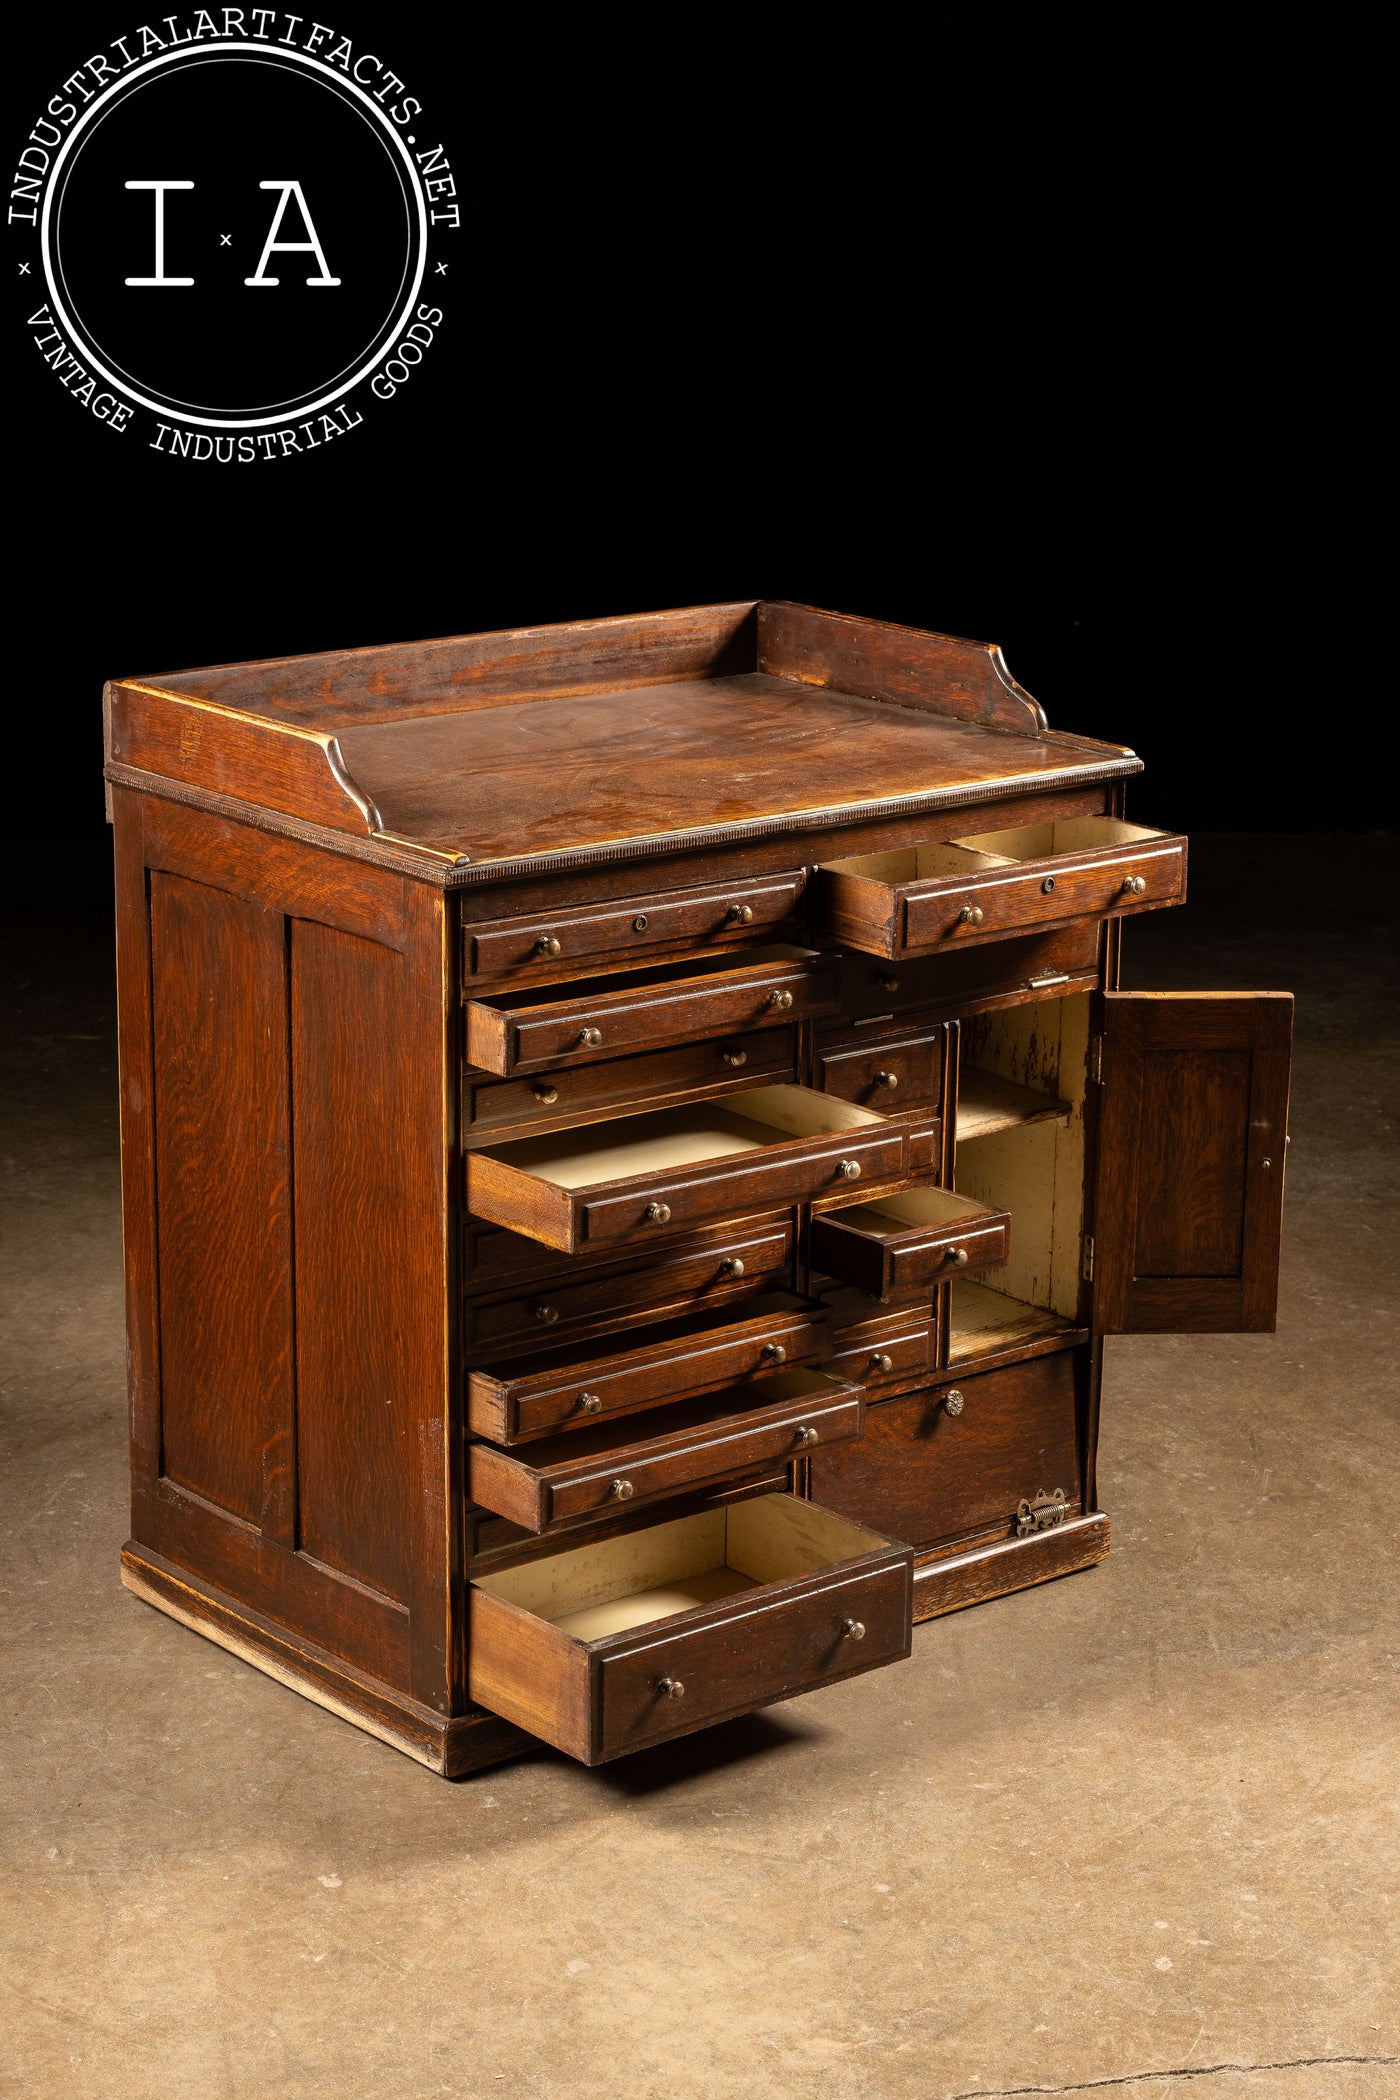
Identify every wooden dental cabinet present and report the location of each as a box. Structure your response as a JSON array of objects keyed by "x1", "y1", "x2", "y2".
[{"x1": 107, "y1": 601, "x2": 1292, "y2": 1775}]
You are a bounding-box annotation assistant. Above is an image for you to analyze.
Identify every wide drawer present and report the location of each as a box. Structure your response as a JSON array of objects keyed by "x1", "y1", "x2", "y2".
[
  {"x1": 837, "y1": 923, "x2": 1101, "y2": 1022},
  {"x1": 465, "y1": 946, "x2": 841, "y2": 1078},
  {"x1": 465, "y1": 1028, "x2": 797, "y2": 1145},
  {"x1": 465, "y1": 1084, "x2": 933, "y2": 1254},
  {"x1": 464, "y1": 870, "x2": 807, "y2": 981},
  {"x1": 468, "y1": 1493, "x2": 913, "y2": 1763},
  {"x1": 816, "y1": 1027, "x2": 944, "y2": 1116},
  {"x1": 818, "y1": 817, "x2": 1186, "y2": 959},
  {"x1": 468, "y1": 1369, "x2": 865, "y2": 1532},
  {"x1": 811, "y1": 1187, "x2": 1012, "y2": 1302},
  {"x1": 468, "y1": 1292, "x2": 832, "y2": 1443}
]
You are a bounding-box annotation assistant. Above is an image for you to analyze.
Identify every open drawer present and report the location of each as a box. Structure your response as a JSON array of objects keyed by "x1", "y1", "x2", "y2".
[
  {"x1": 468, "y1": 1369, "x2": 865, "y2": 1532},
  {"x1": 465, "y1": 945, "x2": 841, "y2": 1077},
  {"x1": 468, "y1": 1492, "x2": 913, "y2": 1763},
  {"x1": 468, "y1": 1292, "x2": 832, "y2": 1443},
  {"x1": 465, "y1": 1084, "x2": 936, "y2": 1254},
  {"x1": 811, "y1": 1187, "x2": 1012, "y2": 1302},
  {"x1": 816, "y1": 816, "x2": 1186, "y2": 958}
]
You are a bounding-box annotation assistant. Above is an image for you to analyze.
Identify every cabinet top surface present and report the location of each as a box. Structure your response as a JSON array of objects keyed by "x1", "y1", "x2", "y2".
[{"x1": 105, "y1": 601, "x2": 1141, "y2": 880}]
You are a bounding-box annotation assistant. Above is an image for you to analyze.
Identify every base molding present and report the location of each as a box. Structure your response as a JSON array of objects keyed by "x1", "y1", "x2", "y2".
[
  {"x1": 121, "y1": 1545, "x2": 532, "y2": 1779},
  {"x1": 912, "y1": 1512, "x2": 1110, "y2": 1621}
]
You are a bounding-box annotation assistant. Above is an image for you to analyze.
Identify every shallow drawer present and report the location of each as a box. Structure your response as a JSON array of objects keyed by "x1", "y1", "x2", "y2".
[
  {"x1": 805, "y1": 1353, "x2": 1083, "y2": 1552},
  {"x1": 466, "y1": 1084, "x2": 930, "y2": 1254},
  {"x1": 838, "y1": 923, "x2": 1101, "y2": 1021},
  {"x1": 465, "y1": 946, "x2": 840, "y2": 1078},
  {"x1": 818, "y1": 817, "x2": 1186, "y2": 959},
  {"x1": 468, "y1": 1492, "x2": 912, "y2": 1763},
  {"x1": 465, "y1": 1028, "x2": 797, "y2": 1144},
  {"x1": 468, "y1": 1293, "x2": 832, "y2": 1443},
  {"x1": 811, "y1": 1187, "x2": 1011, "y2": 1302},
  {"x1": 468, "y1": 1369, "x2": 865, "y2": 1532},
  {"x1": 464, "y1": 870, "x2": 808, "y2": 981},
  {"x1": 463, "y1": 1221, "x2": 795, "y2": 1355},
  {"x1": 816, "y1": 1028, "x2": 944, "y2": 1116},
  {"x1": 825, "y1": 1312, "x2": 935, "y2": 1391}
]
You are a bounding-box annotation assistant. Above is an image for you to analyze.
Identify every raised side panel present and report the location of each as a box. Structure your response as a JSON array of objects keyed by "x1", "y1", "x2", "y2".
[{"x1": 757, "y1": 600, "x2": 1049, "y2": 735}]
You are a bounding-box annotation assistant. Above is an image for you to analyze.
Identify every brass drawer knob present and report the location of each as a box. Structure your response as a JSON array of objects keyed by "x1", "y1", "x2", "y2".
[
  {"x1": 632, "y1": 914, "x2": 649, "y2": 931},
  {"x1": 869, "y1": 1351, "x2": 894, "y2": 1374},
  {"x1": 768, "y1": 988, "x2": 794, "y2": 1010},
  {"x1": 718, "y1": 1256, "x2": 746, "y2": 1278},
  {"x1": 610, "y1": 1478, "x2": 635, "y2": 1501},
  {"x1": 533, "y1": 1304, "x2": 559, "y2": 1324},
  {"x1": 874, "y1": 1069, "x2": 900, "y2": 1090},
  {"x1": 878, "y1": 975, "x2": 900, "y2": 992},
  {"x1": 793, "y1": 1424, "x2": 819, "y2": 1447},
  {"x1": 645, "y1": 1201, "x2": 672, "y2": 1224},
  {"x1": 578, "y1": 1392, "x2": 603, "y2": 1414},
  {"x1": 958, "y1": 904, "x2": 985, "y2": 927},
  {"x1": 533, "y1": 934, "x2": 562, "y2": 957},
  {"x1": 1121, "y1": 874, "x2": 1147, "y2": 896},
  {"x1": 658, "y1": 1677, "x2": 685, "y2": 1699},
  {"x1": 945, "y1": 1245, "x2": 970, "y2": 1267},
  {"x1": 721, "y1": 1048, "x2": 748, "y2": 1067},
  {"x1": 837, "y1": 1158, "x2": 862, "y2": 1181},
  {"x1": 532, "y1": 1083, "x2": 559, "y2": 1105},
  {"x1": 576, "y1": 1026, "x2": 603, "y2": 1047},
  {"x1": 760, "y1": 1341, "x2": 788, "y2": 1364},
  {"x1": 841, "y1": 1618, "x2": 866, "y2": 1641},
  {"x1": 727, "y1": 903, "x2": 755, "y2": 924},
  {"x1": 943, "y1": 1388, "x2": 965, "y2": 1417}
]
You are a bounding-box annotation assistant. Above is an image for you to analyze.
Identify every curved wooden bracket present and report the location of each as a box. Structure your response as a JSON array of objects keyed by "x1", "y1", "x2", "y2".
[{"x1": 757, "y1": 602, "x2": 1049, "y2": 737}]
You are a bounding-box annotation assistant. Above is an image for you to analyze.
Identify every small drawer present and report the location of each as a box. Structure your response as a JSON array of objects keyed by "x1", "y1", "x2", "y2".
[
  {"x1": 816, "y1": 1029, "x2": 943, "y2": 1115},
  {"x1": 811, "y1": 1187, "x2": 1011, "y2": 1302},
  {"x1": 818, "y1": 817, "x2": 1185, "y2": 959},
  {"x1": 468, "y1": 1293, "x2": 832, "y2": 1444},
  {"x1": 468, "y1": 1492, "x2": 912, "y2": 1763},
  {"x1": 464, "y1": 870, "x2": 808, "y2": 981},
  {"x1": 825, "y1": 1315, "x2": 934, "y2": 1391},
  {"x1": 466, "y1": 1085, "x2": 924, "y2": 1255},
  {"x1": 838, "y1": 923, "x2": 1101, "y2": 1021},
  {"x1": 465, "y1": 946, "x2": 840, "y2": 1078},
  {"x1": 468, "y1": 1369, "x2": 865, "y2": 1532},
  {"x1": 805, "y1": 1353, "x2": 1083, "y2": 1553},
  {"x1": 463, "y1": 1221, "x2": 795, "y2": 1355},
  {"x1": 465, "y1": 1028, "x2": 796, "y2": 1144}
]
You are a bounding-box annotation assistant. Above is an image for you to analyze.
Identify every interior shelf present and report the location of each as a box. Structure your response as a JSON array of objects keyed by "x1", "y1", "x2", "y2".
[
  {"x1": 955, "y1": 1068, "x2": 1072, "y2": 1142},
  {"x1": 947, "y1": 1279, "x2": 1078, "y2": 1363}
]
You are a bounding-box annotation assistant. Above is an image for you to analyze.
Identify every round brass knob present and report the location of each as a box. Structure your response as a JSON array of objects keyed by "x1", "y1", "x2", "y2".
[
  {"x1": 841, "y1": 1618, "x2": 866, "y2": 1641},
  {"x1": 878, "y1": 975, "x2": 900, "y2": 992},
  {"x1": 533, "y1": 934, "x2": 562, "y2": 958},
  {"x1": 533, "y1": 1083, "x2": 559, "y2": 1105},
  {"x1": 768, "y1": 988, "x2": 794, "y2": 1010},
  {"x1": 721, "y1": 1048, "x2": 748, "y2": 1067},
  {"x1": 727, "y1": 903, "x2": 755, "y2": 924},
  {"x1": 1041, "y1": 875, "x2": 1057, "y2": 894},
  {"x1": 1121, "y1": 874, "x2": 1147, "y2": 896},
  {"x1": 946, "y1": 1245, "x2": 970, "y2": 1267},
  {"x1": 958, "y1": 905, "x2": 985, "y2": 927},
  {"x1": 645, "y1": 1201, "x2": 672, "y2": 1224},
  {"x1": 578, "y1": 1392, "x2": 603, "y2": 1414},
  {"x1": 837, "y1": 1158, "x2": 862, "y2": 1180},
  {"x1": 533, "y1": 1304, "x2": 559, "y2": 1324},
  {"x1": 760, "y1": 1342, "x2": 787, "y2": 1364},
  {"x1": 943, "y1": 1388, "x2": 965, "y2": 1417},
  {"x1": 874, "y1": 1069, "x2": 900, "y2": 1090},
  {"x1": 658, "y1": 1677, "x2": 685, "y2": 1699},
  {"x1": 869, "y1": 1352, "x2": 894, "y2": 1374},
  {"x1": 793, "y1": 1424, "x2": 819, "y2": 1447},
  {"x1": 632, "y1": 913, "x2": 649, "y2": 931},
  {"x1": 718, "y1": 1256, "x2": 746, "y2": 1278},
  {"x1": 577, "y1": 1026, "x2": 602, "y2": 1048},
  {"x1": 610, "y1": 1478, "x2": 635, "y2": 1501}
]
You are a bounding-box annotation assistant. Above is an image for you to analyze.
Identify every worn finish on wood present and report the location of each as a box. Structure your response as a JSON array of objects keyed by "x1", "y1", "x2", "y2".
[
  {"x1": 465, "y1": 869, "x2": 806, "y2": 981},
  {"x1": 911, "y1": 1511, "x2": 1111, "y2": 1622},
  {"x1": 756, "y1": 601, "x2": 1052, "y2": 736},
  {"x1": 465, "y1": 1028, "x2": 797, "y2": 1147}
]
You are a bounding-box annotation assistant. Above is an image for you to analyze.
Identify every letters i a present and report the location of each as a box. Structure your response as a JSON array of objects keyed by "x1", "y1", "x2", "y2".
[{"x1": 124, "y1": 180, "x2": 340, "y2": 287}]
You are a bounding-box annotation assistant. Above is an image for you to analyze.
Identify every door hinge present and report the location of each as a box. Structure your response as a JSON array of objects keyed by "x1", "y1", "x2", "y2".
[
  {"x1": 1081, "y1": 1234, "x2": 1095, "y2": 1282},
  {"x1": 1088, "y1": 1035, "x2": 1103, "y2": 1085}
]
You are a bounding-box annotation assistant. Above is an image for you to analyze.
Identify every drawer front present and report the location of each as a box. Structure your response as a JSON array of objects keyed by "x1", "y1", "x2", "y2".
[
  {"x1": 464, "y1": 1223, "x2": 795, "y2": 1353},
  {"x1": 805, "y1": 1353, "x2": 1083, "y2": 1550},
  {"x1": 838, "y1": 924, "x2": 1100, "y2": 1022},
  {"x1": 812, "y1": 1199, "x2": 1011, "y2": 1301},
  {"x1": 900, "y1": 837, "x2": 1186, "y2": 953},
  {"x1": 465, "y1": 871, "x2": 808, "y2": 980},
  {"x1": 826, "y1": 1319, "x2": 934, "y2": 1390},
  {"x1": 578, "y1": 1127, "x2": 909, "y2": 1247},
  {"x1": 596, "y1": 1557, "x2": 911, "y2": 1758},
  {"x1": 817, "y1": 1030, "x2": 943, "y2": 1114},
  {"x1": 468, "y1": 952, "x2": 841, "y2": 1078},
  {"x1": 469, "y1": 1300, "x2": 832, "y2": 1442},
  {"x1": 466, "y1": 1029, "x2": 796, "y2": 1142}
]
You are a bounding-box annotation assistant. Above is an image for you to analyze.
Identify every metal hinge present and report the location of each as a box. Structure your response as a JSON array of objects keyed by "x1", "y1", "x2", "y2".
[
  {"x1": 1088, "y1": 1035, "x2": 1103, "y2": 1085},
  {"x1": 1081, "y1": 1234, "x2": 1095, "y2": 1282}
]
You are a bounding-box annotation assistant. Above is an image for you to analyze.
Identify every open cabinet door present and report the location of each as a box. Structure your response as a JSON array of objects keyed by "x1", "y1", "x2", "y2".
[{"x1": 1093, "y1": 992, "x2": 1293, "y2": 1333}]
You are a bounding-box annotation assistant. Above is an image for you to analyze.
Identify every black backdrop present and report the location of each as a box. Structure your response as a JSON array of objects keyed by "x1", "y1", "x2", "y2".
[{"x1": 5, "y1": 8, "x2": 1388, "y2": 838}]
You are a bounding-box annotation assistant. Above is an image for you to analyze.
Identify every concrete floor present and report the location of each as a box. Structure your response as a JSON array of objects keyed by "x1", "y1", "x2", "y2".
[{"x1": 3, "y1": 834, "x2": 1397, "y2": 2100}]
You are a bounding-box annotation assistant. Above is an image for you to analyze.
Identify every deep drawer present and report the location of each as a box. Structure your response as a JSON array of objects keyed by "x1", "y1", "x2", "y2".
[
  {"x1": 464, "y1": 870, "x2": 808, "y2": 981},
  {"x1": 468, "y1": 1293, "x2": 832, "y2": 1443},
  {"x1": 468, "y1": 1493, "x2": 913, "y2": 1764},
  {"x1": 818, "y1": 816, "x2": 1186, "y2": 959},
  {"x1": 468, "y1": 1369, "x2": 865, "y2": 1532},
  {"x1": 465, "y1": 946, "x2": 840, "y2": 1078},
  {"x1": 811, "y1": 1186, "x2": 1011, "y2": 1302},
  {"x1": 465, "y1": 1028, "x2": 797, "y2": 1144}
]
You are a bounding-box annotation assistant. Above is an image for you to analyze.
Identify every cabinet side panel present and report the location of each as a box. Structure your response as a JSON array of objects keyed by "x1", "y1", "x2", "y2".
[{"x1": 149, "y1": 871, "x2": 293, "y2": 1524}]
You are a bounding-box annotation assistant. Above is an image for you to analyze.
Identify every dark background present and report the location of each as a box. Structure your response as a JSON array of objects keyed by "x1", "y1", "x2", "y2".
[{"x1": 5, "y1": 8, "x2": 1390, "y2": 838}]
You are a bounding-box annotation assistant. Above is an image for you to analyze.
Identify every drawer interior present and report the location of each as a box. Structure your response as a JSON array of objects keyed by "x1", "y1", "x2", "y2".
[
  {"x1": 820, "y1": 840, "x2": 1011, "y2": 884},
  {"x1": 818, "y1": 1185, "x2": 998, "y2": 1243},
  {"x1": 472, "y1": 1494, "x2": 890, "y2": 1642},
  {"x1": 952, "y1": 815, "x2": 1170, "y2": 860}
]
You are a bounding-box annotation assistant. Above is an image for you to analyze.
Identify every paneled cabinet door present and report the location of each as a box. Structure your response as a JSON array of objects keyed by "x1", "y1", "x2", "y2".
[{"x1": 1092, "y1": 991, "x2": 1293, "y2": 1333}]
